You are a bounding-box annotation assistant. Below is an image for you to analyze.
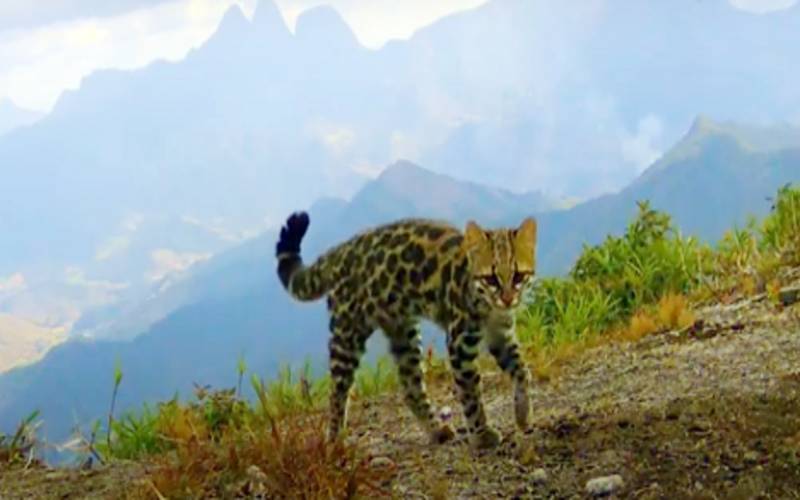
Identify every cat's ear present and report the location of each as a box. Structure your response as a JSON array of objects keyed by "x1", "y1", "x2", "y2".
[
  {"x1": 514, "y1": 218, "x2": 537, "y2": 268},
  {"x1": 463, "y1": 220, "x2": 486, "y2": 250},
  {"x1": 516, "y1": 217, "x2": 537, "y2": 246}
]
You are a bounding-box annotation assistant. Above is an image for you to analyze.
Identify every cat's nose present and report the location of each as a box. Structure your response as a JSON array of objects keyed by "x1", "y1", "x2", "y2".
[{"x1": 500, "y1": 290, "x2": 514, "y2": 306}]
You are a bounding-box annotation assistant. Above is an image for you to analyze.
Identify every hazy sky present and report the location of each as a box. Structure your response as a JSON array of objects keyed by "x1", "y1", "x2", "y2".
[
  {"x1": 0, "y1": 0, "x2": 795, "y2": 112},
  {"x1": 0, "y1": 0, "x2": 488, "y2": 112}
]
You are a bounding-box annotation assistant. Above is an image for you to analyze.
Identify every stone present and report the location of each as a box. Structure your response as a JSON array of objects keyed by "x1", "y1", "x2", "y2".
[
  {"x1": 779, "y1": 286, "x2": 800, "y2": 306},
  {"x1": 586, "y1": 474, "x2": 624, "y2": 496},
  {"x1": 246, "y1": 465, "x2": 267, "y2": 484},
  {"x1": 531, "y1": 468, "x2": 548, "y2": 485}
]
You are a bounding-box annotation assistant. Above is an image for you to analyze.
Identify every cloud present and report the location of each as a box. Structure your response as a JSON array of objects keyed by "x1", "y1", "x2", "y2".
[
  {"x1": 350, "y1": 162, "x2": 383, "y2": 178},
  {"x1": 64, "y1": 267, "x2": 129, "y2": 291},
  {"x1": 181, "y1": 215, "x2": 260, "y2": 242},
  {"x1": 309, "y1": 120, "x2": 357, "y2": 156},
  {"x1": 0, "y1": 0, "x2": 176, "y2": 32},
  {"x1": 729, "y1": 0, "x2": 797, "y2": 13},
  {"x1": 0, "y1": 0, "x2": 257, "y2": 111},
  {"x1": 94, "y1": 213, "x2": 145, "y2": 261},
  {"x1": 0, "y1": 272, "x2": 26, "y2": 294},
  {"x1": 147, "y1": 249, "x2": 211, "y2": 282},
  {"x1": 390, "y1": 131, "x2": 422, "y2": 163},
  {"x1": 620, "y1": 114, "x2": 664, "y2": 172},
  {"x1": 0, "y1": 0, "x2": 487, "y2": 111},
  {"x1": 94, "y1": 235, "x2": 132, "y2": 261}
]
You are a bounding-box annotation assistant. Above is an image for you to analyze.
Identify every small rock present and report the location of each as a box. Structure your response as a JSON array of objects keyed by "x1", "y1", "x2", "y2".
[
  {"x1": 370, "y1": 456, "x2": 395, "y2": 469},
  {"x1": 44, "y1": 471, "x2": 68, "y2": 481},
  {"x1": 743, "y1": 450, "x2": 760, "y2": 463},
  {"x1": 586, "y1": 474, "x2": 624, "y2": 496},
  {"x1": 246, "y1": 465, "x2": 267, "y2": 484},
  {"x1": 779, "y1": 286, "x2": 800, "y2": 306},
  {"x1": 531, "y1": 468, "x2": 548, "y2": 485}
]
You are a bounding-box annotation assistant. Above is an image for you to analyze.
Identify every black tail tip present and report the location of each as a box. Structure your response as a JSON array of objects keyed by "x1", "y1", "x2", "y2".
[{"x1": 276, "y1": 211, "x2": 310, "y2": 256}]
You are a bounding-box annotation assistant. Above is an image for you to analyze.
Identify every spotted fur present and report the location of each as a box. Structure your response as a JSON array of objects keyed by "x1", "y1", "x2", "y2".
[{"x1": 275, "y1": 212, "x2": 537, "y2": 449}]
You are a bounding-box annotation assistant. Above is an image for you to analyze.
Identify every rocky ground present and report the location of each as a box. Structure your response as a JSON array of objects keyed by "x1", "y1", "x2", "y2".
[
  {"x1": 348, "y1": 288, "x2": 800, "y2": 499},
  {"x1": 2, "y1": 287, "x2": 799, "y2": 499}
]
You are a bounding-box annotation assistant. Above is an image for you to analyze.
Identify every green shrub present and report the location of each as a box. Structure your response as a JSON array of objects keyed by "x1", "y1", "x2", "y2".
[
  {"x1": 520, "y1": 200, "x2": 712, "y2": 347},
  {"x1": 760, "y1": 183, "x2": 800, "y2": 265}
]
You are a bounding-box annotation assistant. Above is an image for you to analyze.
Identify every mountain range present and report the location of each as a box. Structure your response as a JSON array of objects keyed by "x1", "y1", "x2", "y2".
[
  {"x1": 1, "y1": 116, "x2": 798, "y2": 455},
  {"x1": 1, "y1": 0, "x2": 799, "y2": 457},
  {"x1": 2, "y1": 0, "x2": 799, "y2": 278}
]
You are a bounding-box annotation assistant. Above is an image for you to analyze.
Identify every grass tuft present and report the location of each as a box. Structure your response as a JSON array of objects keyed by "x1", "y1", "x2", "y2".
[{"x1": 0, "y1": 410, "x2": 41, "y2": 466}]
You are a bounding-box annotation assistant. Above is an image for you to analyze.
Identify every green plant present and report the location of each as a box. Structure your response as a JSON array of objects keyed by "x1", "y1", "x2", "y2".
[
  {"x1": 106, "y1": 360, "x2": 123, "y2": 454},
  {"x1": 97, "y1": 403, "x2": 168, "y2": 460},
  {"x1": 760, "y1": 183, "x2": 800, "y2": 265},
  {"x1": 519, "y1": 200, "x2": 710, "y2": 349},
  {"x1": 0, "y1": 410, "x2": 41, "y2": 465},
  {"x1": 355, "y1": 355, "x2": 398, "y2": 398},
  {"x1": 236, "y1": 354, "x2": 247, "y2": 399}
]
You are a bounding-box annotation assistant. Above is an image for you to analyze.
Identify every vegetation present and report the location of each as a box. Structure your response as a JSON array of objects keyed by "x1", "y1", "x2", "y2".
[
  {"x1": 2, "y1": 184, "x2": 798, "y2": 498},
  {"x1": 0, "y1": 410, "x2": 40, "y2": 466},
  {"x1": 517, "y1": 184, "x2": 800, "y2": 378}
]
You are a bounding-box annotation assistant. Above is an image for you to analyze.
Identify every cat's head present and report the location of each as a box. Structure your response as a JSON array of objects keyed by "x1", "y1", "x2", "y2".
[{"x1": 463, "y1": 217, "x2": 537, "y2": 310}]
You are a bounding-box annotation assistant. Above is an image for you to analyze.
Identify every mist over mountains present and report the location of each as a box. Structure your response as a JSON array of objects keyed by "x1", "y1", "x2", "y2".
[
  {"x1": 3, "y1": 0, "x2": 799, "y2": 274},
  {"x1": 0, "y1": 99, "x2": 42, "y2": 137},
  {"x1": 2, "y1": 115, "x2": 798, "y2": 453},
  {"x1": 0, "y1": 0, "x2": 799, "y2": 458}
]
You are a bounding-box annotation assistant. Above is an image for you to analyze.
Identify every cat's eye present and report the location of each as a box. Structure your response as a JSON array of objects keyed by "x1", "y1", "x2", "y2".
[
  {"x1": 482, "y1": 275, "x2": 500, "y2": 288},
  {"x1": 512, "y1": 271, "x2": 526, "y2": 285}
]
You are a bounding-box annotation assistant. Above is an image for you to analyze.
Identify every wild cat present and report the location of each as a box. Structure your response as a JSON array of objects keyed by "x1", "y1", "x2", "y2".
[{"x1": 275, "y1": 212, "x2": 536, "y2": 449}]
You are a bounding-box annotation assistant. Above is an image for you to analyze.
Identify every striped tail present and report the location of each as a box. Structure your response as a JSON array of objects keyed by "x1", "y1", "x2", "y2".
[{"x1": 275, "y1": 211, "x2": 331, "y2": 301}]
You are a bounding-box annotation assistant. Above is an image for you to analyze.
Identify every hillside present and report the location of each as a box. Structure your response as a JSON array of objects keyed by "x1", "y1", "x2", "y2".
[
  {"x1": 2, "y1": 278, "x2": 799, "y2": 498},
  {"x1": 536, "y1": 116, "x2": 800, "y2": 274},
  {"x1": 1, "y1": 114, "x2": 798, "y2": 455},
  {"x1": 2, "y1": 179, "x2": 799, "y2": 497},
  {"x1": 0, "y1": 161, "x2": 556, "y2": 454}
]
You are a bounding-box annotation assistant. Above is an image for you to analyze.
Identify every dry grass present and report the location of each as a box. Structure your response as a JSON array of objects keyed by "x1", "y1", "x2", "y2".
[
  {"x1": 139, "y1": 399, "x2": 393, "y2": 499},
  {"x1": 523, "y1": 293, "x2": 696, "y2": 381},
  {"x1": 656, "y1": 293, "x2": 695, "y2": 330}
]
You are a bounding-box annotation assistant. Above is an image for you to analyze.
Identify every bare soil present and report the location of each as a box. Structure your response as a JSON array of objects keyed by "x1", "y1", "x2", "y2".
[{"x1": 2, "y1": 291, "x2": 799, "y2": 499}]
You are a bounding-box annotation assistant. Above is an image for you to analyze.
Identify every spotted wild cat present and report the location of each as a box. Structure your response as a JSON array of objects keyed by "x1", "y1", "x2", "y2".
[{"x1": 275, "y1": 212, "x2": 537, "y2": 449}]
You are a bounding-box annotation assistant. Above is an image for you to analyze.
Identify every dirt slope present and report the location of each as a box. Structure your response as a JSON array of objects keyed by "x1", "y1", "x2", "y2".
[{"x1": 2, "y1": 292, "x2": 799, "y2": 499}]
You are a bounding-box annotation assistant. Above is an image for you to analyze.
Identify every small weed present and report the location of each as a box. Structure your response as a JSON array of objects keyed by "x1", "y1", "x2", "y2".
[
  {"x1": 141, "y1": 384, "x2": 392, "y2": 498},
  {"x1": 355, "y1": 356, "x2": 399, "y2": 398},
  {"x1": 656, "y1": 293, "x2": 694, "y2": 330},
  {"x1": 0, "y1": 410, "x2": 41, "y2": 466},
  {"x1": 626, "y1": 311, "x2": 659, "y2": 341}
]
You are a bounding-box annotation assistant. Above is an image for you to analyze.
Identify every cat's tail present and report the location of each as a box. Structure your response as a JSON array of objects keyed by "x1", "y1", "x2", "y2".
[{"x1": 275, "y1": 211, "x2": 331, "y2": 302}]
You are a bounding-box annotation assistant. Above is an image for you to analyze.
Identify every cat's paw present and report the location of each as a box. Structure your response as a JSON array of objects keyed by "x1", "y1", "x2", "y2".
[
  {"x1": 514, "y1": 386, "x2": 531, "y2": 430},
  {"x1": 472, "y1": 427, "x2": 502, "y2": 450},
  {"x1": 430, "y1": 424, "x2": 456, "y2": 445}
]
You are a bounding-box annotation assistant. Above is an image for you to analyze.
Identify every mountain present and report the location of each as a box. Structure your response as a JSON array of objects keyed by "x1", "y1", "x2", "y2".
[
  {"x1": 1, "y1": 0, "x2": 800, "y2": 453},
  {"x1": 0, "y1": 99, "x2": 42, "y2": 137},
  {"x1": 535, "y1": 116, "x2": 800, "y2": 273},
  {"x1": 0, "y1": 162, "x2": 556, "y2": 454},
  {"x1": 410, "y1": 0, "x2": 800, "y2": 196},
  {"x1": 2, "y1": 118, "x2": 798, "y2": 453},
  {"x1": 2, "y1": 0, "x2": 799, "y2": 367}
]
